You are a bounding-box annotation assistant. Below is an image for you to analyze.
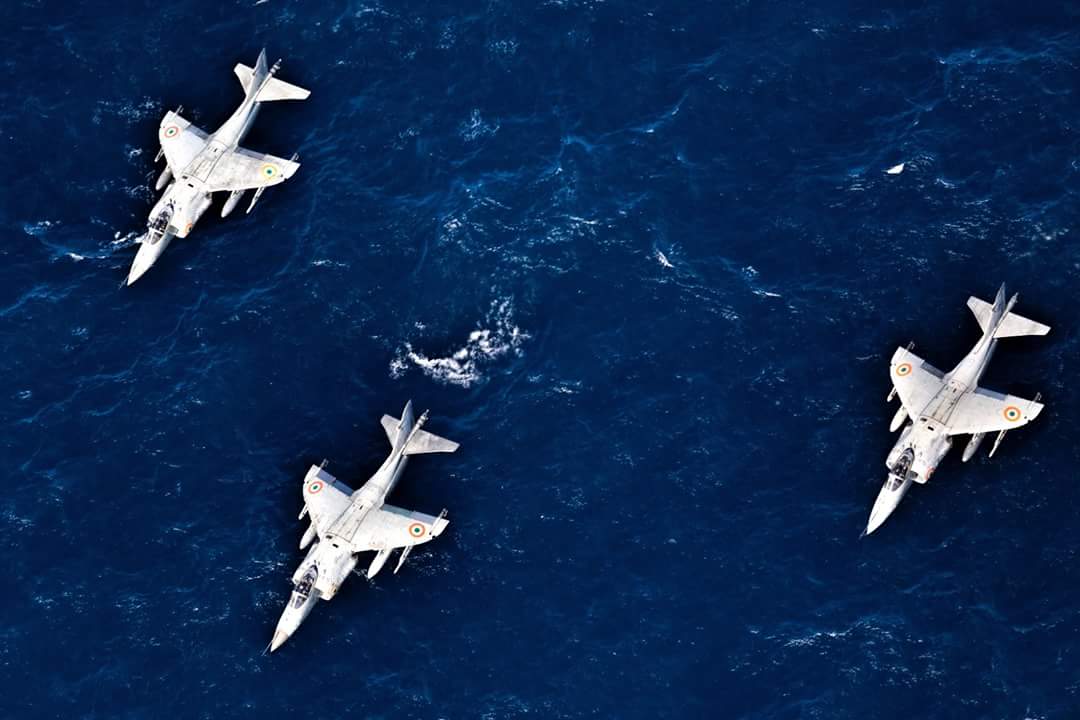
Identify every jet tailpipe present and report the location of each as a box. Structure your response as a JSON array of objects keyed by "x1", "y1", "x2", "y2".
[
  {"x1": 889, "y1": 406, "x2": 908, "y2": 433},
  {"x1": 962, "y1": 432, "x2": 986, "y2": 462},
  {"x1": 221, "y1": 189, "x2": 245, "y2": 218},
  {"x1": 155, "y1": 167, "x2": 173, "y2": 191}
]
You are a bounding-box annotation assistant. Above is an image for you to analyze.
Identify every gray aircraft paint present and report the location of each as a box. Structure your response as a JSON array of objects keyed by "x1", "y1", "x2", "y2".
[
  {"x1": 128, "y1": 49, "x2": 308, "y2": 285},
  {"x1": 270, "y1": 401, "x2": 458, "y2": 652},
  {"x1": 868, "y1": 284, "x2": 1049, "y2": 535}
]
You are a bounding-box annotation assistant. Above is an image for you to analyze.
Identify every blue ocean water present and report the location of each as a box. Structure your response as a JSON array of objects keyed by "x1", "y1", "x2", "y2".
[{"x1": 3, "y1": 0, "x2": 1080, "y2": 717}]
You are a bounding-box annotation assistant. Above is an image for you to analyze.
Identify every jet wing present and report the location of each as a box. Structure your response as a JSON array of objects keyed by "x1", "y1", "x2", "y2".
[
  {"x1": 158, "y1": 110, "x2": 208, "y2": 174},
  {"x1": 302, "y1": 468, "x2": 354, "y2": 537},
  {"x1": 202, "y1": 146, "x2": 300, "y2": 193},
  {"x1": 890, "y1": 346, "x2": 945, "y2": 416},
  {"x1": 944, "y1": 387, "x2": 1044, "y2": 435},
  {"x1": 345, "y1": 504, "x2": 449, "y2": 553}
]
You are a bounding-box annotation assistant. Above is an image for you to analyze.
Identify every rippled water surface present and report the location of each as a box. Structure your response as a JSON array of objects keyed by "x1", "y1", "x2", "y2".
[{"x1": 3, "y1": 1, "x2": 1080, "y2": 718}]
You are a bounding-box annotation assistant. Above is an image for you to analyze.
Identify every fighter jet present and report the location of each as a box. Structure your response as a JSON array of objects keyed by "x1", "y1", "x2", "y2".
[
  {"x1": 868, "y1": 284, "x2": 1049, "y2": 535},
  {"x1": 270, "y1": 401, "x2": 459, "y2": 652},
  {"x1": 127, "y1": 49, "x2": 309, "y2": 285}
]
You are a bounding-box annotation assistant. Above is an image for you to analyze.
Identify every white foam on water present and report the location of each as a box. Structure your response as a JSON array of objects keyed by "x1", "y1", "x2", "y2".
[
  {"x1": 23, "y1": 220, "x2": 56, "y2": 237},
  {"x1": 460, "y1": 109, "x2": 499, "y2": 142},
  {"x1": 112, "y1": 231, "x2": 142, "y2": 246},
  {"x1": 392, "y1": 298, "x2": 528, "y2": 388}
]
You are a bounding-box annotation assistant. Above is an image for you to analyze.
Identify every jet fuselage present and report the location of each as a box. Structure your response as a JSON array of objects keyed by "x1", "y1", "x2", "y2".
[
  {"x1": 884, "y1": 297, "x2": 1012, "y2": 483},
  {"x1": 148, "y1": 84, "x2": 263, "y2": 240},
  {"x1": 866, "y1": 287, "x2": 1050, "y2": 535},
  {"x1": 127, "y1": 51, "x2": 307, "y2": 285},
  {"x1": 270, "y1": 407, "x2": 450, "y2": 653}
]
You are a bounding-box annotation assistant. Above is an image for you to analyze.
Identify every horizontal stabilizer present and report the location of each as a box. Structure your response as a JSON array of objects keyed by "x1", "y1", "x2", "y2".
[
  {"x1": 967, "y1": 297, "x2": 993, "y2": 334},
  {"x1": 404, "y1": 428, "x2": 459, "y2": 455},
  {"x1": 233, "y1": 63, "x2": 254, "y2": 94},
  {"x1": 234, "y1": 63, "x2": 310, "y2": 101},
  {"x1": 256, "y1": 76, "x2": 311, "y2": 102},
  {"x1": 968, "y1": 295, "x2": 1050, "y2": 338},
  {"x1": 380, "y1": 414, "x2": 402, "y2": 445},
  {"x1": 994, "y1": 312, "x2": 1050, "y2": 338}
]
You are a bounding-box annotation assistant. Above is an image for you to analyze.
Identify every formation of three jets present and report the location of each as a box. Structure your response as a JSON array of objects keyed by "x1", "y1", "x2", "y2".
[{"x1": 129, "y1": 51, "x2": 1053, "y2": 650}]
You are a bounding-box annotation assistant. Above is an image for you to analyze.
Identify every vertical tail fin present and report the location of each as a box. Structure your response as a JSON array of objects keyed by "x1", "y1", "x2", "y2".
[
  {"x1": 255, "y1": 48, "x2": 269, "y2": 78},
  {"x1": 235, "y1": 49, "x2": 269, "y2": 96},
  {"x1": 968, "y1": 283, "x2": 1007, "y2": 335},
  {"x1": 380, "y1": 401, "x2": 415, "y2": 448}
]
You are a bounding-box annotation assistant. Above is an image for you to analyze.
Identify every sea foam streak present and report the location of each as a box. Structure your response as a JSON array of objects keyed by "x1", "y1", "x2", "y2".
[{"x1": 391, "y1": 298, "x2": 528, "y2": 388}]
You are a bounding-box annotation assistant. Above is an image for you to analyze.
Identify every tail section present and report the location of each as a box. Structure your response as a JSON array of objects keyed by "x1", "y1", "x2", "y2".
[
  {"x1": 234, "y1": 49, "x2": 311, "y2": 102},
  {"x1": 967, "y1": 284, "x2": 1050, "y2": 338},
  {"x1": 380, "y1": 400, "x2": 459, "y2": 455},
  {"x1": 993, "y1": 312, "x2": 1050, "y2": 338},
  {"x1": 404, "y1": 428, "x2": 459, "y2": 455},
  {"x1": 255, "y1": 75, "x2": 311, "y2": 102}
]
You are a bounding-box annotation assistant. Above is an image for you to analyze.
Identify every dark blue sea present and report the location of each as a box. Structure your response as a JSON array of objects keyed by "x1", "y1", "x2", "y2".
[{"x1": 4, "y1": 1, "x2": 1080, "y2": 717}]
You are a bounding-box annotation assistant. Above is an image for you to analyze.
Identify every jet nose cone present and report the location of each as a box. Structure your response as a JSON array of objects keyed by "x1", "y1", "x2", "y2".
[
  {"x1": 126, "y1": 265, "x2": 148, "y2": 286},
  {"x1": 865, "y1": 475, "x2": 913, "y2": 536},
  {"x1": 865, "y1": 509, "x2": 888, "y2": 536},
  {"x1": 126, "y1": 232, "x2": 173, "y2": 286},
  {"x1": 269, "y1": 630, "x2": 290, "y2": 653},
  {"x1": 126, "y1": 242, "x2": 157, "y2": 286}
]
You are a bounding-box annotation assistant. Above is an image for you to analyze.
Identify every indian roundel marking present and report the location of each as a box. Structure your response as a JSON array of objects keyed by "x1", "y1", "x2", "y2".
[
  {"x1": 307, "y1": 480, "x2": 324, "y2": 495},
  {"x1": 408, "y1": 523, "x2": 425, "y2": 537},
  {"x1": 895, "y1": 363, "x2": 912, "y2": 377},
  {"x1": 261, "y1": 164, "x2": 278, "y2": 179},
  {"x1": 163, "y1": 125, "x2": 180, "y2": 139},
  {"x1": 1003, "y1": 405, "x2": 1022, "y2": 422}
]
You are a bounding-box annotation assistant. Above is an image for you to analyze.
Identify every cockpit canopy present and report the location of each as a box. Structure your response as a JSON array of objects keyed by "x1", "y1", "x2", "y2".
[
  {"x1": 147, "y1": 201, "x2": 175, "y2": 241},
  {"x1": 292, "y1": 565, "x2": 318, "y2": 608},
  {"x1": 887, "y1": 448, "x2": 915, "y2": 490}
]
